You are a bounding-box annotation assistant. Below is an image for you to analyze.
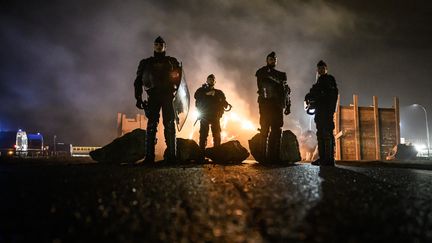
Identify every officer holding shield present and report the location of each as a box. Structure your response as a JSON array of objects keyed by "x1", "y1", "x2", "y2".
[{"x1": 134, "y1": 36, "x2": 182, "y2": 163}]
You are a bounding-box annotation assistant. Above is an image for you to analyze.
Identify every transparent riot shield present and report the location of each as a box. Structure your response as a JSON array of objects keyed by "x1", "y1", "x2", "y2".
[{"x1": 173, "y1": 67, "x2": 190, "y2": 131}]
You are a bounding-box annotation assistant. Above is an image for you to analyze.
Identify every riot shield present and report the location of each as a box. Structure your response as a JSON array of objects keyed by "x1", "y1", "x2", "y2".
[{"x1": 173, "y1": 67, "x2": 190, "y2": 131}]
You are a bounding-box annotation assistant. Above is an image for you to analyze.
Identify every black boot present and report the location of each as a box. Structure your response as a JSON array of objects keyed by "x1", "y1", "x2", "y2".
[
  {"x1": 311, "y1": 158, "x2": 322, "y2": 166},
  {"x1": 144, "y1": 122, "x2": 157, "y2": 164},
  {"x1": 199, "y1": 133, "x2": 207, "y2": 157},
  {"x1": 267, "y1": 128, "x2": 281, "y2": 163},
  {"x1": 321, "y1": 137, "x2": 335, "y2": 166},
  {"x1": 199, "y1": 120, "x2": 209, "y2": 155},
  {"x1": 199, "y1": 137, "x2": 207, "y2": 150},
  {"x1": 164, "y1": 122, "x2": 176, "y2": 163},
  {"x1": 312, "y1": 137, "x2": 325, "y2": 166},
  {"x1": 213, "y1": 134, "x2": 221, "y2": 147},
  {"x1": 261, "y1": 132, "x2": 269, "y2": 163}
]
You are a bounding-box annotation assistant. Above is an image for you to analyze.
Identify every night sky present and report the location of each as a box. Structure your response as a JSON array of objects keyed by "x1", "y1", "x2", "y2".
[{"x1": 1, "y1": 0, "x2": 431, "y2": 146}]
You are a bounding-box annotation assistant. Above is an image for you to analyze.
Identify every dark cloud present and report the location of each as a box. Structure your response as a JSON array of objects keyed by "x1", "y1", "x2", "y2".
[{"x1": 1, "y1": 0, "x2": 431, "y2": 145}]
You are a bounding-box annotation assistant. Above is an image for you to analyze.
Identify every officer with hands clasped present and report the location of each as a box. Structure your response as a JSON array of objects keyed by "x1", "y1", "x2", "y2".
[{"x1": 194, "y1": 74, "x2": 231, "y2": 151}]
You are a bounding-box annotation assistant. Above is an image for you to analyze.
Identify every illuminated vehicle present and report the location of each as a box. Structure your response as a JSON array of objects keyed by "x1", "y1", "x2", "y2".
[
  {"x1": 0, "y1": 130, "x2": 28, "y2": 157},
  {"x1": 27, "y1": 133, "x2": 44, "y2": 156}
]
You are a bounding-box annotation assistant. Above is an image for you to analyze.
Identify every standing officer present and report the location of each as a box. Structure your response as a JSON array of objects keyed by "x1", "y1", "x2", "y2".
[
  {"x1": 305, "y1": 60, "x2": 338, "y2": 166},
  {"x1": 256, "y1": 51, "x2": 291, "y2": 162},
  {"x1": 194, "y1": 74, "x2": 230, "y2": 150},
  {"x1": 134, "y1": 36, "x2": 182, "y2": 163}
]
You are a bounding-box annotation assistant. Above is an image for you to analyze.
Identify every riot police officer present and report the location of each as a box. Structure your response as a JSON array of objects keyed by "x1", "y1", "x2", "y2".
[
  {"x1": 134, "y1": 36, "x2": 182, "y2": 163},
  {"x1": 194, "y1": 74, "x2": 230, "y2": 150},
  {"x1": 305, "y1": 60, "x2": 338, "y2": 166},
  {"x1": 256, "y1": 51, "x2": 291, "y2": 162}
]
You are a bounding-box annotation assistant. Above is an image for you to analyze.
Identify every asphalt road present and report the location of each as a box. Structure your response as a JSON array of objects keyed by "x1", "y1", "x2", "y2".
[{"x1": 0, "y1": 159, "x2": 431, "y2": 242}]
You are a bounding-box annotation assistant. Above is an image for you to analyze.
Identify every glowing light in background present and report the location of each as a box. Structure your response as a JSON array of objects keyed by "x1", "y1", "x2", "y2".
[
  {"x1": 241, "y1": 120, "x2": 255, "y2": 131},
  {"x1": 192, "y1": 110, "x2": 201, "y2": 120},
  {"x1": 178, "y1": 72, "x2": 260, "y2": 148},
  {"x1": 182, "y1": 106, "x2": 258, "y2": 148},
  {"x1": 414, "y1": 143, "x2": 426, "y2": 153}
]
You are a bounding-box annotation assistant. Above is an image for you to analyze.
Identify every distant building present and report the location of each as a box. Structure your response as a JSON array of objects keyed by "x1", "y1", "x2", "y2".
[
  {"x1": 116, "y1": 113, "x2": 165, "y2": 159},
  {"x1": 117, "y1": 113, "x2": 146, "y2": 137}
]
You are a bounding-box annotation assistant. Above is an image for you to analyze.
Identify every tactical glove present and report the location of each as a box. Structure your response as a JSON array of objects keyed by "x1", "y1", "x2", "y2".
[{"x1": 135, "y1": 99, "x2": 147, "y2": 110}]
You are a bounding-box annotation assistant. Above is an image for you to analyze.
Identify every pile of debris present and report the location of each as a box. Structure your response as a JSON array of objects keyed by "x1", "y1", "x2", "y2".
[{"x1": 91, "y1": 129, "x2": 301, "y2": 165}]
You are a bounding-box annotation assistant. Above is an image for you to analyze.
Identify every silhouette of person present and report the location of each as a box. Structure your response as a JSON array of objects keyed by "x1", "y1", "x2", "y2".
[
  {"x1": 255, "y1": 51, "x2": 291, "y2": 162},
  {"x1": 305, "y1": 60, "x2": 338, "y2": 166},
  {"x1": 194, "y1": 74, "x2": 229, "y2": 150},
  {"x1": 134, "y1": 36, "x2": 182, "y2": 163}
]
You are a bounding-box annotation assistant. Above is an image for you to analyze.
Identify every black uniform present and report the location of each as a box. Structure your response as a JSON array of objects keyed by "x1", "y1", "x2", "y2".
[
  {"x1": 134, "y1": 51, "x2": 181, "y2": 162},
  {"x1": 256, "y1": 65, "x2": 289, "y2": 161},
  {"x1": 194, "y1": 84, "x2": 228, "y2": 149},
  {"x1": 305, "y1": 73, "x2": 338, "y2": 165}
]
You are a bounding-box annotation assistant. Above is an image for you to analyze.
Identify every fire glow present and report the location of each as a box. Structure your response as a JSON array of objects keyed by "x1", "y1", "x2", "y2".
[{"x1": 186, "y1": 109, "x2": 257, "y2": 146}]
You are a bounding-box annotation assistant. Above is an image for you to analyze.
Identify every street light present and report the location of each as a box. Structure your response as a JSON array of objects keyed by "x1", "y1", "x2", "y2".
[{"x1": 412, "y1": 104, "x2": 430, "y2": 158}]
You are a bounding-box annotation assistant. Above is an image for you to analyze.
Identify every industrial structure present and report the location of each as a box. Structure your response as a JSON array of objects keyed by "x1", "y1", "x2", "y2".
[
  {"x1": 334, "y1": 95, "x2": 400, "y2": 160},
  {"x1": 117, "y1": 113, "x2": 146, "y2": 137}
]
